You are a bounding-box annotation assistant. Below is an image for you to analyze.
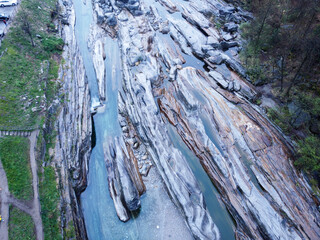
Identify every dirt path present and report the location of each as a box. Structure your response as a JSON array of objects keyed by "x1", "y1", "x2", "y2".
[
  {"x1": 29, "y1": 130, "x2": 44, "y2": 240},
  {"x1": 0, "y1": 130, "x2": 44, "y2": 240},
  {"x1": 0, "y1": 160, "x2": 9, "y2": 240}
]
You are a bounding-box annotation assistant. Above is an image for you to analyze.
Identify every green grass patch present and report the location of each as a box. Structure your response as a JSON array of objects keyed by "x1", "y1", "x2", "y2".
[
  {"x1": 9, "y1": 206, "x2": 36, "y2": 240},
  {"x1": 0, "y1": 0, "x2": 65, "y2": 237},
  {"x1": 42, "y1": 37, "x2": 64, "y2": 53},
  {"x1": 0, "y1": 0, "x2": 63, "y2": 129},
  {"x1": 0, "y1": 137, "x2": 33, "y2": 200},
  {"x1": 39, "y1": 166, "x2": 61, "y2": 240}
]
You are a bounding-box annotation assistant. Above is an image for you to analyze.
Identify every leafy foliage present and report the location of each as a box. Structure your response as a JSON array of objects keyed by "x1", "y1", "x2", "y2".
[
  {"x1": 42, "y1": 37, "x2": 64, "y2": 53},
  {"x1": 296, "y1": 136, "x2": 320, "y2": 173},
  {"x1": 240, "y1": 0, "x2": 320, "y2": 93},
  {"x1": 297, "y1": 94, "x2": 320, "y2": 118},
  {"x1": 267, "y1": 107, "x2": 292, "y2": 134}
]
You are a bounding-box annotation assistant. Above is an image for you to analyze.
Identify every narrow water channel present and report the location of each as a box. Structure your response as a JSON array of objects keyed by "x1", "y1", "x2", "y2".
[
  {"x1": 74, "y1": 1, "x2": 140, "y2": 238},
  {"x1": 75, "y1": 0, "x2": 236, "y2": 239},
  {"x1": 74, "y1": 0, "x2": 193, "y2": 239},
  {"x1": 145, "y1": 0, "x2": 236, "y2": 238},
  {"x1": 73, "y1": 0, "x2": 100, "y2": 108},
  {"x1": 166, "y1": 124, "x2": 235, "y2": 240}
]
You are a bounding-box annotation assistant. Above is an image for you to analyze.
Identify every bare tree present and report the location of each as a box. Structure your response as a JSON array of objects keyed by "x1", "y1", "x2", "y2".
[
  {"x1": 255, "y1": 0, "x2": 273, "y2": 46},
  {"x1": 18, "y1": 8, "x2": 35, "y2": 47},
  {"x1": 285, "y1": 47, "x2": 313, "y2": 97}
]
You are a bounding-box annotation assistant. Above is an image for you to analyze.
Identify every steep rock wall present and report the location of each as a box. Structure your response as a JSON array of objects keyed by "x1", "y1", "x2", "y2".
[{"x1": 52, "y1": 1, "x2": 92, "y2": 239}]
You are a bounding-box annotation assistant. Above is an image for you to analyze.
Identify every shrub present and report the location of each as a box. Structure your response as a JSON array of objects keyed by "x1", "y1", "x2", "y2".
[
  {"x1": 295, "y1": 136, "x2": 320, "y2": 173},
  {"x1": 267, "y1": 107, "x2": 292, "y2": 134},
  {"x1": 42, "y1": 36, "x2": 64, "y2": 53}
]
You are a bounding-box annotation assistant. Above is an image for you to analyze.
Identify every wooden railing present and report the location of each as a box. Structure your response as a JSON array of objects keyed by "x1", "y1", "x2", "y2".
[{"x1": 0, "y1": 126, "x2": 38, "y2": 137}]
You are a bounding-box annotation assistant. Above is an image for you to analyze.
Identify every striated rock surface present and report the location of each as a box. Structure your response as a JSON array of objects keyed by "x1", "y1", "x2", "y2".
[
  {"x1": 114, "y1": 6, "x2": 220, "y2": 239},
  {"x1": 50, "y1": 0, "x2": 320, "y2": 239},
  {"x1": 51, "y1": 0, "x2": 92, "y2": 239},
  {"x1": 92, "y1": 38, "x2": 106, "y2": 100},
  {"x1": 103, "y1": 136, "x2": 143, "y2": 221},
  {"x1": 91, "y1": 0, "x2": 320, "y2": 239},
  {"x1": 158, "y1": 67, "x2": 320, "y2": 239}
]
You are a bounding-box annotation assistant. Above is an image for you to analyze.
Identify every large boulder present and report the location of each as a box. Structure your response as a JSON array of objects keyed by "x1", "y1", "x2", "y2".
[
  {"x1": 220, "y1": 41, "x2": 238, "y2": 51},
  {"x1": 288, "y1": 102, "x2": 311, "y2": 129},
  {"x1": 115, "y1": 0, "x2": 142, "y2": 16},
  {"x1": 224, "y1": 22, "x2": 238, "y2": 33}
]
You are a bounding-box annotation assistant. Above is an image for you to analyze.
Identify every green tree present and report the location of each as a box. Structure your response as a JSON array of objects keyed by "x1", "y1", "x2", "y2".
[{"x1": 295, "y1": 136, "x2": 320, "y2": 173}]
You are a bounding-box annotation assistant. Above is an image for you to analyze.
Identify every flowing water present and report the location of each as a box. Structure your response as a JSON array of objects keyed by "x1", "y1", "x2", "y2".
[
  {"x1": 75, "y1": 0, "x2": 235, "y2": 239},
  {"x1": 74, "y1": 1, "x2": 140, "y2": 238},
  {"x1": 166, "y1": 124, "x2": 235, "y2": 240},
  {"x1": 147, "y1": 0, "x2": 236, "y2": 238}
]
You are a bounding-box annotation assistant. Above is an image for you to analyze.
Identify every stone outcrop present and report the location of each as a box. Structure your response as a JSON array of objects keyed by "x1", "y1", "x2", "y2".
[
  {"x1": 116, "y1": 11, "x2": 221, "y2": 239},
  {"x1": 51, "y1": 0, "x2": 92, "y2": 239},
  {"x1": 115, "y1": 0, "x2": 142, "y2": 16},
  {"x1": 92, "y1": 0, "x2": 320, "y2": 239},
  {"x1": 158, "y1": 67, "x2": 320, "y2": 239},
  {"x1": 49, "y1": 0, "x2": 320, "y2": 239},
  {"x1": 103, "y1": 136, "x2": 144, "y2": 221}
]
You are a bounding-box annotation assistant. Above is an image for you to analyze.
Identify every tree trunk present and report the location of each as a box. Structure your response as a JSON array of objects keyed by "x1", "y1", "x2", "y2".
[
  {"x1": 256, "y1": 0, "x2": 272, "y2": 46},
  {"x1": 280, "y1": 56, "x2": 285, "y2": 92},
  {"x1": 285, "y1": 50, "x2": 310, "y2": 97},
  {"x1": 25, "y1": 22, "x2": 35, "y2": 47}
]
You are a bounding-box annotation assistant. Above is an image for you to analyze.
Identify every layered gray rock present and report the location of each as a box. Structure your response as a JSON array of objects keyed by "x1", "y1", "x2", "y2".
[
  {"x1": 54, "y1": 0, "x2": 320, "y2": 239},
  {"x1": 52, "y1": 1, "x2": 92, "y2": 239},
  {"x1": 115, "y1": 0, "x2": 142, "y2": 16},
  {"x1": 115, "y1": 11, "x2": 220, "y2": 239},
  {"x1": 158, "y1": 67, "x2": 320, "y2": 239},
  {"x1": 110, "y1": 0, "x2": 319, "y2": 239},
  {"x1": 104, "y1": 136, "x2": 142, "y2": 219}
]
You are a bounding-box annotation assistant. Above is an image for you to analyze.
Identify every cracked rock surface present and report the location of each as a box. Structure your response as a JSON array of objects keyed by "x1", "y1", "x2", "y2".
[{"x1": 56, "y1": 0, "x2": 320, "y2": 239}]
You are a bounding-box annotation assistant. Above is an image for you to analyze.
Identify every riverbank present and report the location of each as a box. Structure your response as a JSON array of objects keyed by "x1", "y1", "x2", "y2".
[{"x1": 238, "y1": 0, "x2": 320, "y2": 196}]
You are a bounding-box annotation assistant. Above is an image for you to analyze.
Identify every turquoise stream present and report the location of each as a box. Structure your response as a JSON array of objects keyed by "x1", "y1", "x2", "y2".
[{"x1": 74, "y1": 0, "x2": 235, "y2": 239}]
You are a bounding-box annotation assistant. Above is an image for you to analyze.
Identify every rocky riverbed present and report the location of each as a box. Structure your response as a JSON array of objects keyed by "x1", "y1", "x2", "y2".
[{"x1": 53, "y1": 0, "x2": 320, "y2": 239}]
